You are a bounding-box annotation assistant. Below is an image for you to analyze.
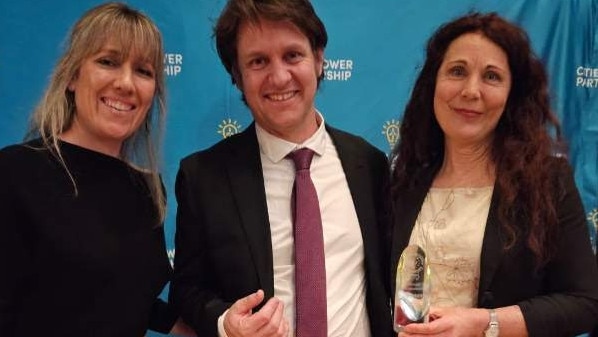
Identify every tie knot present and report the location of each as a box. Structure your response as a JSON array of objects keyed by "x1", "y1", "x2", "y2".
[{"x1": 288, "y1": 148, "x2": 315, "y2": 171}]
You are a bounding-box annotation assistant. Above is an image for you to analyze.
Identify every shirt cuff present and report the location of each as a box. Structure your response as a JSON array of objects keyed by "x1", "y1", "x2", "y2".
[{"x1": 217, "y1": 309, "x2": 230, "y2": 337}]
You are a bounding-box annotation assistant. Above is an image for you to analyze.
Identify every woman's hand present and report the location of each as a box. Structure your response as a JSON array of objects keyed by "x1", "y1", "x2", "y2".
[
  {"x1": 398, "y1": 306, "x2": 488, "y2": 337},
  {"x1": 398, "y1": 305, "x2": 527, "y2": 337}
]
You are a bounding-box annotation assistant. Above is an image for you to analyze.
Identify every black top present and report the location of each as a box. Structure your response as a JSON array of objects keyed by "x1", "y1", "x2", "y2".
[{"x1": 0, "y1": 139, "x2": 176, "y2": 337}]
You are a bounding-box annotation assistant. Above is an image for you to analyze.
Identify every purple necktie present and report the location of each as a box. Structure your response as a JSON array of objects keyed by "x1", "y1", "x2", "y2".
[{"x1": 288, "y1": 148, "x2": 327, "y2": 337}]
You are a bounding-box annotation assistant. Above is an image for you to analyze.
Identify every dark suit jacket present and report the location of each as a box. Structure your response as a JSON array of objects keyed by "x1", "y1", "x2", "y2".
[
  {"x1": 170, "y1": 123, "x2": 393, "y2": 337},
  {"x1": 390, "y1": 158, "x2": 598, "y2": 337}
]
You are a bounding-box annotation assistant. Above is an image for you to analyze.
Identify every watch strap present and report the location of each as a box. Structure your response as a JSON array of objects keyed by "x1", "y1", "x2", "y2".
[{"x1": 484, "y1": 309, "x2": 499, "y2": 337}]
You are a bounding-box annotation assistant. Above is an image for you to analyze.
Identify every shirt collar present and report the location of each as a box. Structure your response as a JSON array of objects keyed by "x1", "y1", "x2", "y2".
[{"x1": 256, "y1": 110, "x2": 327, "y2": 163}]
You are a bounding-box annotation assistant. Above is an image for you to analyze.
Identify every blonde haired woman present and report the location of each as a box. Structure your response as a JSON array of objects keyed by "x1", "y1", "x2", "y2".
[{"x1": 0, "y1": 3, "x2": 193, "y2": 336}]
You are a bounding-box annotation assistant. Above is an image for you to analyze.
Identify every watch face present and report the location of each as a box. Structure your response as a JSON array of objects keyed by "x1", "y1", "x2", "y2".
[{"x1": 485, "y1": 324, "x2": 499, "y2": 337}]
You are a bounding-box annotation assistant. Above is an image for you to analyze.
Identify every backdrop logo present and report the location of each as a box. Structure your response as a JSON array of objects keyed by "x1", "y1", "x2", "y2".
[
  {"x1": 218, "y1": 119, "x2": 243, "y2": 138},
  {"x1": 576, "y1": 66, "x2": 598, "y2": 88},
  {"x1": 167, "y1": 248, "x2": 175, "y2": 267},
  {"x1": 382, "y1": 119, "x2": 401, "y2": 150},
  {"x1": 323, "y1": 58, "x2": 353, "y2": 81},
  {"x1": 588, "y1": 208, "x2": 598, "y2": 253},
  {"x1": 164, "y1": 53, "x2": 183, "y2": 76}
]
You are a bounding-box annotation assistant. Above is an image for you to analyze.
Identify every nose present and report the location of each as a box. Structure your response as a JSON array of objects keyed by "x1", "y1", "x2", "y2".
[
  {"x1": 268, "y1": 59, "x2": 292, "y2": 87},
  {"x1": 114, "y1": 66, "x2": 134, "y2": 93},
  {"x1": 461, "y1": 76, "x2": 481, "y2": 99}
]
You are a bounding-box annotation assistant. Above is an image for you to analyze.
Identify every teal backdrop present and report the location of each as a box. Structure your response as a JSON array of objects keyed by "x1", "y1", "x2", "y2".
[{"x1": 1, "y1": 1, "x2": 596, "y2": 336}]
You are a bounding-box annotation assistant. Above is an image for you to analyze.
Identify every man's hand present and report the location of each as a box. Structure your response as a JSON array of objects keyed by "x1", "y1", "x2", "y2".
[{"x1": 223, "y1": 290, "x2": 289, "y2": 337}]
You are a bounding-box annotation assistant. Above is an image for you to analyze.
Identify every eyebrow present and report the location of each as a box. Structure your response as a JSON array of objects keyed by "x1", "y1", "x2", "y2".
[
  {"x1": 97, "y1": 46, "x2": 154, "y2": 64},
  {"x1": 445, "y1": 59, "x2": 508, "y2": 72},
  {"x1": 94, "y1": 47, "x2": 122, "y2": 56}
]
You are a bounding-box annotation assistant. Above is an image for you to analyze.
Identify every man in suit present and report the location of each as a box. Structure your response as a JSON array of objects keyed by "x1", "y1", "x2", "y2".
[{"x1": 169, "y1": 1, "x2": 393, "y2": 336}]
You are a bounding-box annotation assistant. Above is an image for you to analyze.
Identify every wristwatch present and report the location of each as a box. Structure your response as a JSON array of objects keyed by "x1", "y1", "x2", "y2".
[{"x1": 484, "y1": 309, "x2": 499, "y2": 337}]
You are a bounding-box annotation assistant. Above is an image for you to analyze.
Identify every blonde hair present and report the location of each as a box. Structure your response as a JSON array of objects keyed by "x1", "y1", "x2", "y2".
[{"x1": 26, "y1": 2, "x2": 167, "y2": 222}]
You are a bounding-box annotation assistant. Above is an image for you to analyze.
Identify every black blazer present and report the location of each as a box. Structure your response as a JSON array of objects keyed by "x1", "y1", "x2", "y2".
[
  {"x1": 170, "y1": 123, "x2": 393, "y2": 337},
  {"x1": 390, "y1": 158, "x2": 598, "y2": 337}
]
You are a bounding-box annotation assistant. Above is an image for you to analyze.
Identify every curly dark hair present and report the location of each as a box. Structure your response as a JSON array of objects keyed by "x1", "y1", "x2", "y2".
[{"x1": 391, "y1": 12, "x2": 564, "y2": 267}]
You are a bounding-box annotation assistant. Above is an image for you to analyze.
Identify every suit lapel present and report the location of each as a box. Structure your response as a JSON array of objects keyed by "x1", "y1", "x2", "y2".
[
  {"x1": 225, "y1": 124, "x2": 275, "y2": 297},
  {"x1": 389, "y1": 180, "x2": 429, "y2": 295},
  {"x1": 327, "y1": 128, "x2": 374, "y2": 242},
  {"x1": 477, "y1": 189, "x2": 503, "y2": 306}
]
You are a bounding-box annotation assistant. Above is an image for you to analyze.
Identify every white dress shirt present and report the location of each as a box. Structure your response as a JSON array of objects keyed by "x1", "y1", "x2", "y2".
[{"x1": 218, "y1": 113, "x2": 371, "y2": 337}]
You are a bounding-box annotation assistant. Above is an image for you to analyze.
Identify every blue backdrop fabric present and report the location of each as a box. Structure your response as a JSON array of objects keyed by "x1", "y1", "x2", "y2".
[{"x1": 1, "y1": 1, "x2": 596, "y2": 336}]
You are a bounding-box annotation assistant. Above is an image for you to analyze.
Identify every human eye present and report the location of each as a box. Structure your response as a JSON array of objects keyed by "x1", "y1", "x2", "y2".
[
  {"x1": 284, "y1": 51, "x2": 303, "y2": 64},
  {"x1": 484, "y1": 71, "x2": 502, "y2": 82},
  {"x1": 447, "y1": 65, "x2": 466, "y2": 77},
  {"x1": 96, "y1": 57, "x2": 118, "y2": 67},
  {"x1": 247, "y1": 57, "x2": 267, "y2": 70},
  {"x1": 136, "y1": 64, "x2": 155, "y2": 78}
]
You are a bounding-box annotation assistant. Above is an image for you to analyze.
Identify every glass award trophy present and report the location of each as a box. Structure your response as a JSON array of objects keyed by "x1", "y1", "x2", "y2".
[{"x1": 394, "y1": 244, "x2": 431, "y2": 333}]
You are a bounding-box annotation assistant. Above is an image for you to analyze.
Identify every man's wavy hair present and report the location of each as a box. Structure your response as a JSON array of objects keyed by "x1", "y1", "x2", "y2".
[{"x1": 213, "y1": 0, "x2": 327, "y2": 88}]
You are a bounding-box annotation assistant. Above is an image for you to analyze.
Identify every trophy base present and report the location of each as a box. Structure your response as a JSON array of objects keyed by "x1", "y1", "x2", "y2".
[{"x1": 394, "y1": 305, "x2": 425, "y2": 332}]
